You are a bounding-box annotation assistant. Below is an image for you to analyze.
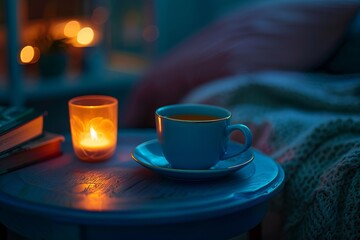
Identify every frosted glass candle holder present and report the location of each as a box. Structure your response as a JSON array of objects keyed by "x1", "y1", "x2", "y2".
[{"x1": 69, "y1": 95, "x2": 118, "y2": 162}]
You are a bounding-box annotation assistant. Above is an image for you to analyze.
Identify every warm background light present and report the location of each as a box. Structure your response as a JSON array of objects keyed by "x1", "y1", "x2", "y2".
[
  {"x1": 20, "y1": 45, "x2": 40, "y2": 64},
  {"x1": 20, "y1": 46, "x2": 35, "y2": 63},
  {"x1": 64, "y1": 20, "x2": 81, "y2": 38},
  {"x1": 77, "y1": 27, "x2": 94, "y2": 46}
]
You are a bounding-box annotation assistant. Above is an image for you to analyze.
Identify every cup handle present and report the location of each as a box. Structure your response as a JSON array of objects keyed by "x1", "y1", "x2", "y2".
[{"x1": 222, "y1": 124, "x2": 253, "y2": 159}]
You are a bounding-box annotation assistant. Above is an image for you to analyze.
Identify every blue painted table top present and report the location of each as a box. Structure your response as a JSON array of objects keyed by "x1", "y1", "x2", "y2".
[{"x1": 0, "y1": 130, "x2": 284, "y2": 239}]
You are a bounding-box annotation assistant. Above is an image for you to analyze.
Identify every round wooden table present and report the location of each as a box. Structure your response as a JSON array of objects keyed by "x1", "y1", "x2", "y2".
[{"x1": 0, "y1": 130, "x2": 284, "y2": 240}]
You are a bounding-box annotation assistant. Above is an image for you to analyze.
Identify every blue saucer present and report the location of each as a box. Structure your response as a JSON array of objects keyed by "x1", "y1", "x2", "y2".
[{"x1": 131, "y1": 139, "x2": 254, "y2": 180}]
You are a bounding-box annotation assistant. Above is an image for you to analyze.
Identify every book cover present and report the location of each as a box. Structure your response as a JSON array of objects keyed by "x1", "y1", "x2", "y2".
[
  {"x1": 0, "y1": 132, "x2": 65, "y2": 175},
  {"x1": 0, "y1": 107, "x2": 44, "y2": 154}
]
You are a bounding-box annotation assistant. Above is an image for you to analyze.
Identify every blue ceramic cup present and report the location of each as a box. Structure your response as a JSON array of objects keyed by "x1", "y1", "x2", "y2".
[{"x1": 155, "y1": 104, "x2": 253, "y2": 170}]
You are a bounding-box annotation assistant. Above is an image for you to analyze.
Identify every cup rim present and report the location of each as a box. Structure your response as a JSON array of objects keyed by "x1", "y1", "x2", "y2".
[
  {"x1": 156, "y1": 104, "x2": 231, "y2": 123},
  {"x1": 68, "y1": 95, "x2": 118, "y2": 109}
]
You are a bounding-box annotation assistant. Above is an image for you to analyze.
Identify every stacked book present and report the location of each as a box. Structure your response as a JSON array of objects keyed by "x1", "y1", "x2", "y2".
[{"x1": 0, "y1": 107, "x2": 64, "y2": 175}]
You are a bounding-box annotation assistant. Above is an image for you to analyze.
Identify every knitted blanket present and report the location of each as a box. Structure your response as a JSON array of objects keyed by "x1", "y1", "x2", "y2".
[{"x1": 183, "y1": 71, "x2": 360, "y2": 239}]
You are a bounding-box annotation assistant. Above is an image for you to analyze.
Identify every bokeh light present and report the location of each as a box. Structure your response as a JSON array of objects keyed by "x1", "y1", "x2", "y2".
[
  {"x1": 143, "y1": 25, "x2": 159, "y2": 42},
  {"x1": 92, "y1": 7, "x2": 109, "y2": 25},
  {"x1": 77, "y1": 27, "x2": 94, "y2": 46},
  {"x1": 64, "y1": 20, "x2": 81, "y2": 38},
  {"x1": 20, "y1": 45, "x2": 40, "y2": 64}
]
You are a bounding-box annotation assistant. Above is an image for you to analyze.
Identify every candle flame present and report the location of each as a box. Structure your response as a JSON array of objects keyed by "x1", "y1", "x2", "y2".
[{"x1": 90, "y1": 127, "x2": 98, "y2": 141}]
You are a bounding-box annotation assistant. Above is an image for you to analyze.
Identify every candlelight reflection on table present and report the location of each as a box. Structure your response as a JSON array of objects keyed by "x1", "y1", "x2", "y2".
[{"x1": 69, "y1": 95, "x2": 118, "y2": 162}]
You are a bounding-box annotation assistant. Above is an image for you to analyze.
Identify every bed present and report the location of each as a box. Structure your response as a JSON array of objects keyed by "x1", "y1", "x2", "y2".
[{"x1": 123, "y1": 1, "x2": 360, "y2": 238}]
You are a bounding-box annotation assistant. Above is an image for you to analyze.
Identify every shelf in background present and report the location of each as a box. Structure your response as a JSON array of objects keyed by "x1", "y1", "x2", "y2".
[
  {"x1": 24, "y1": 68, "x2": 142, "y2": 100},
  {"x1": 0, "y1": 68, "x2": 142, "y2": 104}
]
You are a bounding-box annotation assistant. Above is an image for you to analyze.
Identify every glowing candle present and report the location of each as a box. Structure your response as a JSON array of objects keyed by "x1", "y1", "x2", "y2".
[
  {"x1": 80, "y1": 127, "x2": 110, "y2": 151},
  {"x1": 69, "y1": 95, "x2": 118, "y2": 162}
]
